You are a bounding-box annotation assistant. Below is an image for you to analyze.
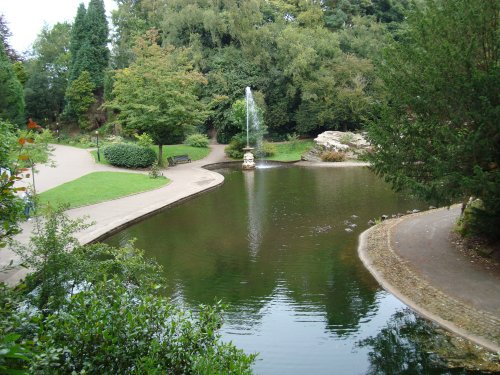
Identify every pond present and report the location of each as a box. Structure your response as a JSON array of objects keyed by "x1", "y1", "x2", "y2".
[{"x1": 104, "y1": 165, "x2": 470, "y2": 374}]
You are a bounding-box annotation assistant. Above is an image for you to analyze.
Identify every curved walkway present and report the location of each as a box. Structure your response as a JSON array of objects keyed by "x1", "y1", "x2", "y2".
[
  {"x1": 358, "y1": 206, "x2": 500, "y2": 352},
  {"x1": 1, "y1": 143, "x2": 229, "y2": 285}
]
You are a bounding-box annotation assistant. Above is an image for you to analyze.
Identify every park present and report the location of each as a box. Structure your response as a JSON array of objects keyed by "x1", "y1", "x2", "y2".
[{"x1": 0, "y1": 0, "x2": 498, "y2": 373}]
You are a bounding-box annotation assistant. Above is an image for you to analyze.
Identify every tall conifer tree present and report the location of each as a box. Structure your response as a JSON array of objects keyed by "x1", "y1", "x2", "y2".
[
  {"x1": 68, "y1": 3, "x2": 88, "y2": 84},
  {"x1": 65, "y1": 1, "x2": 109, "y2": 125},
  {"x1": 68, "y1": 1, "x2": 109, "y2": 90}
]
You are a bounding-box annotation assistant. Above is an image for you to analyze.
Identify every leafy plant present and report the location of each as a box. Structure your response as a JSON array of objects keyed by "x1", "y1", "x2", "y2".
[
  {"x1": 185, "y1": 133, "x2": 210, "y2": 148},
  {"x1": 224, "y1": 134, "x2": 247, "y2": 159},
  {"x1": 7, "y1": 207, "x2": 256, "y2": 373},
  {"x1": 339, "y1": 132, "x2": 356, "y2": 145},
  {"x1": 149, "y1": 160, "x2": 163, "y2": 179},
  {"x1": 134, "y1": 132, "x2": 153, "y2": 148},
  {"x1": 258, "y1": 141, "x2": 276, "y2": 157},
  {"x1": 103, "y1": 142, "x2": 156, "y2": 168}
]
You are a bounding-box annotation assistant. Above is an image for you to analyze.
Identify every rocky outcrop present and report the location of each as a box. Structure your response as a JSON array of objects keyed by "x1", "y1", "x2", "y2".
[{"x1": 302, "y1": 131, "x2": 371, "y2": 162}]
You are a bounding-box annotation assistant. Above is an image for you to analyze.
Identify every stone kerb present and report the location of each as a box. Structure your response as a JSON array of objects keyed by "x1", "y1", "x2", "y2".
[{"x1": 358, "y1": 211, "x2": 500, "y2": 353}]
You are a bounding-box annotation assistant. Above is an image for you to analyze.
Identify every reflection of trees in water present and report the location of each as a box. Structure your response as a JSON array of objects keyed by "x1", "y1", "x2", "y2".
[
  {"x1": 358, "y1": 309, "x2": 493, "y2": 375},
  {"x1": 106, "y1": 167, "x2": 421, "y2": 338}
]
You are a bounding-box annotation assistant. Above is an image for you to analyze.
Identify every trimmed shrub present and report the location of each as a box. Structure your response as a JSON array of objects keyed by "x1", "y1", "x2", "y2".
[
  {"x1": 321, "y1": 150, "x2": 346, "y2": 162},
  {"x1": 185, "y1": 133, "x2": 209, "y2": 148},
  {"x1": 103, "y1": 143, "x2": 156, "y2": 168}
]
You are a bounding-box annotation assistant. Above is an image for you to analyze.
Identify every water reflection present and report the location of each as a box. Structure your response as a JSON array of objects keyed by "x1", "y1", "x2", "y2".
[
  {"x1": 105, "y1": 167, "x2": 437, "y2": 373},
  {"x1": 244, "y1": 170, "x2": 263, "y2": 259},
  {"x1": 358, "y1": 309, "x2": 491, "y2": 375}
]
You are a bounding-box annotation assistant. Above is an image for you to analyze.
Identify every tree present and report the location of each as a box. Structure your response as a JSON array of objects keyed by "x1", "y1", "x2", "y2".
[
  {"x1": 0, "y1": 121, "x2": 23, "y2": 248},
  {"x1": 65, "y1": 71, "x2": 96, "y2": 129},
  {"x1": 68, "y1": 1, "x2": 109, "y2": 89},
  {"x1": 65, "y1": 1, "x2": 109, "y2": 127},
  {"x1": 0, "y1": 41, "x2": 25, "y2": 127},
  {"x1": 108, "y1": 33, "x2": 209, "y2": 164},
  {"x1": 0, "y1": 14, "x2": 20, "y2": 61},
  {"x1": 367, "y1": 0, "x2": 499, "y2": 241},
  {"x1": 24, "y1": 22, "x2": 71, "y2": 123},
  {"x1": 68, "y1": 3, "x2": 87, "y2": 82}
]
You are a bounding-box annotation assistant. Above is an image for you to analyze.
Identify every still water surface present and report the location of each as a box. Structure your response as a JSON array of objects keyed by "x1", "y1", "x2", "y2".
[{"x1": 105, "y1": 166, "x2": 465, "y2": 374}]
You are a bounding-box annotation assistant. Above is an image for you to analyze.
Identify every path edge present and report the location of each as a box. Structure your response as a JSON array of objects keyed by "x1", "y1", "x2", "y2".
[{"x1": 357, "y1": 210, "x2": 500, "y2": 353}]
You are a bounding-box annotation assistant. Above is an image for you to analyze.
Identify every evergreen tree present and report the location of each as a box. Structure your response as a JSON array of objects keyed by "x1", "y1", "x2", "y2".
[
  {"x1": 0, "y1": 41, "x2": 25, "y2": 126},
  {"x1": 65, "y1": 71, "x2": 96, "y2": 129},
  {"x1": 68, "y1": 3, "x2": 87, "y2": 83},
  {"x1": 367, "y1": 0, "x2": 499, "y2": 242},
  {"x1": 68, "y1": 1, "x2": 109, "y2": 90},
  {"x1": 65, "y1": 1, "x2": 109, "y2": 127}
]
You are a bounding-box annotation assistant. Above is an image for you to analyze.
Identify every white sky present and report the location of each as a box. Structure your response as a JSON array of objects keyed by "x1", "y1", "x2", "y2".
[{"x1": 0, "y1": 0, "x2": 117, "y2": 55}]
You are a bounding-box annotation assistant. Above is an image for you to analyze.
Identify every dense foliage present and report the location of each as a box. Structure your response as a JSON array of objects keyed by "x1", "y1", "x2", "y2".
[
  {"x1": 16, "y1": 0, "x2": 414, "y2": 135},
  {"x1": 0, "y1": 41, "x2": 25, "y2": 127},
  {"x1": 63, "y1": 0, "x2": 109, "y2": 128},
  {"x1": 367, "y1": 0, "x2": 499, "y2": 242},
  {"x1": 103, "y1": 142, "x2": 156, "y2": 168},
  {"x1": 185, "y1": 133, "x2": 210, "y2": 148},
  {"x1": 3, "y1": 209, "x2": 256, "y2": 373},
  {"x1": 24, "y1": 23, "x2": 71, "y2": 124},
  {"x1": 107, "y1": 33, "x2": 209, "y2": 163}
]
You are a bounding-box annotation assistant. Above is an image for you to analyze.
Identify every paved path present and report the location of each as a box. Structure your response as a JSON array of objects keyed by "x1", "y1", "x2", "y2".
[
  {"x1": 1, "y1": 143, "x2": 229, "y2": 285},
  {"x1": 358, "y1": 207, "x2": 500, "y2": 352}
]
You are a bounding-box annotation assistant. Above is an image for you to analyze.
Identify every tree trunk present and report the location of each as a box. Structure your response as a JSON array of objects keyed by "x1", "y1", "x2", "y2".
[{"x1": 158, "y1": 144, "x2": 163, "y2": 166}]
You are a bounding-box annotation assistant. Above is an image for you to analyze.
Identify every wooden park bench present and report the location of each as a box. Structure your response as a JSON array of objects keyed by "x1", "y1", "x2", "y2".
[{"x1": 172, "y1": 154, "x2": 191, "y2": 164}]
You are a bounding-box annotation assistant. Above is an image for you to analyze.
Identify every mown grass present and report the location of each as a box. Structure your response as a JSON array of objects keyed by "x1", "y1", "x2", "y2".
[
  {"x1": 91, "y1": 144, "x2": 211, "y2": 165},
  {"x1": 38, "y1": 172, "x2": 170, "y2": 208},
  {"x1": 265, "y1": 139, "x2": 314, "y2": 162}
]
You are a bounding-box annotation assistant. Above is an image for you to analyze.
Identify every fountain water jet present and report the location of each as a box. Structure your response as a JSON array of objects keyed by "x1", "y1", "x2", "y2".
[{"x1": 242, "y1": 87, "x2": 258, "y2": 170}]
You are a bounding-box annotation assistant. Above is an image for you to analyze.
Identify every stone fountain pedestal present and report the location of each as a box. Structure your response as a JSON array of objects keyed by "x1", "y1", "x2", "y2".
[{"x1": 242, "y1": 147, "x2": 256, "y2": 170}]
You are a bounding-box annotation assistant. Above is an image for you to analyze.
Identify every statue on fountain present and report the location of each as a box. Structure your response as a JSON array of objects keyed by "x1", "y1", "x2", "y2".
[{"x1": 242, "y1": 147, "x2": 255, "y2": 170}]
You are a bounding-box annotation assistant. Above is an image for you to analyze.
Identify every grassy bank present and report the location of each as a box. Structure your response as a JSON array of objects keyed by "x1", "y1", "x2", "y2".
[
  {"x1": 260, "y1": 139, "x2": 314, "y2": 162},
  {"x1": 39, "y1": 172, "x2": 170, "y2": 208}
]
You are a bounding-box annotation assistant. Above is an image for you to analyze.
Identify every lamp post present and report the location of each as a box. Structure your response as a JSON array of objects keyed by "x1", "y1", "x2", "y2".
[{"x1": 95, "y1": 130, "x2": 101, "y2": 162}]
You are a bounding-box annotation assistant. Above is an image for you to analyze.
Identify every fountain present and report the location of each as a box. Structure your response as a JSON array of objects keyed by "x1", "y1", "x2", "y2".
[{"x1": 242, "y1": 87, "x2": 258, "y2": 170}]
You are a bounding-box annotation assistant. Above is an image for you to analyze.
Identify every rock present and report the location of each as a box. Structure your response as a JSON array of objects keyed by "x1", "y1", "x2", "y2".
[
  {"x1": 349, "y1": 223, "x2": 357, "y2": 228},
  {"x1": 301, "y1": 131, "x2": 371, "y2": 161},
  {"x1": 368, "y1": 220, "x2": 376, "y2": 226},
  {"x1": 344, "y1": 228, "x2": 353, "y2": 233},
  {"x1": 381, "y1": 215, "x2": 389, "y2": 221},
  {"x1": 429, "y1": 206, "x2": 436, "y2": 210},
  {"x1": 412, "y1": 209, "x2": 420, "y2": 213}
]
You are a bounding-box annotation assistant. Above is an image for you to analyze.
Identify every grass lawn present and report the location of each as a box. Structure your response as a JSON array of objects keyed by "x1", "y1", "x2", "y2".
[
  {"x1": 91, "y1": 144, "x2": 210, "y2": 165},
  {"x1": 39, "y1": 172, "x2": 170, "y2": 208},
  {"x1": 265, "y1": 139, "x2": 314, "y2": 162}
]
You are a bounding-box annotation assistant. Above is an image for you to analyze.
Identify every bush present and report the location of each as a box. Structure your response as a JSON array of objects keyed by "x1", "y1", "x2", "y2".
[
  {"x1": 225, "y1": 134, "x2": 247, "y2": 159},
  {"x1": 185, "y1": 133, "x2": 209, "y2": 148},
  {"x1": 103, "y1": 143, "x2": 156, "y2": 168},
  {"x1": 321, "y1": 150, "x2": 346, "y2": 162},
  {"x1": 258, "y1": 141, "x2": 276, "y2": 157},
  {"x1": 8, "y1": 209, "x2": 256, "y2": 374}
]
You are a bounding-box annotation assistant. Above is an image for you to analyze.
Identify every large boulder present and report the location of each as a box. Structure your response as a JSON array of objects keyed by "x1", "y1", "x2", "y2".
[{"x1": 302, "y1": 131, "x2": 370, "y2": 161}]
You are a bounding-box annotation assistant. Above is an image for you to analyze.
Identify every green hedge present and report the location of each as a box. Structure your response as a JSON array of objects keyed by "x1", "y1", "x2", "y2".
[{"x1": 103, "y1": 143, "x2": 156, "y2": 168}]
